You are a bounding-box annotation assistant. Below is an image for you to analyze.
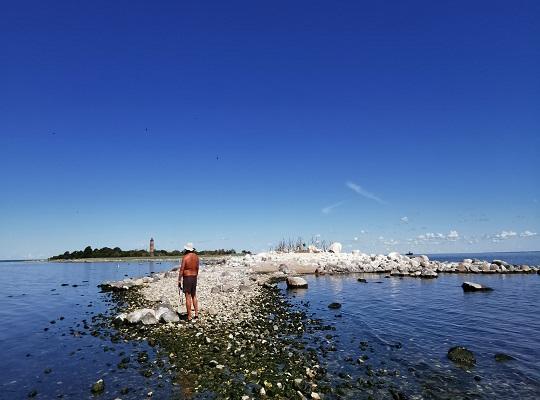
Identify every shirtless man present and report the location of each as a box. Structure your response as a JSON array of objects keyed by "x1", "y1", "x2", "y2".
[{"x1": 178, "y1": 242, "x2": 199, "y2": 321}]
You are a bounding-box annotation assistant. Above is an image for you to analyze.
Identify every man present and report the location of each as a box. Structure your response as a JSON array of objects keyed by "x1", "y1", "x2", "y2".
[{"x1": 178, "y1": 242, "x2": 199, "y2": 321}]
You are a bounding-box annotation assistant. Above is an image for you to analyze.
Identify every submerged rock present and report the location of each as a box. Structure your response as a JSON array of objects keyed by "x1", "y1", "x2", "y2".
[
  {"x1": 286, "y1": 277, "x2": 308, "y2": 289},
  {"x1": 328, "y1": 302, "x2": 342, "y2": 309},
  {"x1": 91, "y1": 379, "x2": 105, "y2": 394},
  {"x1": 462, "y1": 282, "x2": 493, "y2": 292},
  {"x1": 447, "y1": 346, "x2": 476, "y2": 367},
  {"x1": 495, "y1": 353, "x2": 515, "y2": 362}
]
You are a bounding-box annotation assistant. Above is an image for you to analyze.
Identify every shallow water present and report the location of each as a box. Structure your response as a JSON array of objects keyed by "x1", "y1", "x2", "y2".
[
  {"x1": 282, "y1": 272, "x2": 540, "y2": 399},
  {"x1": 0, "y1": 260, "x2": 177, "y2": 399},
  {"x1": 1, "y1": 253, "x2": 539, "y2": 399}
]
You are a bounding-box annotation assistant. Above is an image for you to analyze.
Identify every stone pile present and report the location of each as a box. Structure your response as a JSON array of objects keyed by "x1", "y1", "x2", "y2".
[{"x1": 240, "y1": 251, "x2": 539, "y2": 276}]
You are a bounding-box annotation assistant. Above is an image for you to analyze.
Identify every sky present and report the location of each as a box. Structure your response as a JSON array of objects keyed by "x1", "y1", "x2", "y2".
[{"x1": 1, "y1": 0, "x2": 539, "y2": 259}]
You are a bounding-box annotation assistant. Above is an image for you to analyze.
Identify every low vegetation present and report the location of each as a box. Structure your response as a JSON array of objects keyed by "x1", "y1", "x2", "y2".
[{"x1": 49, "y1": 246, "x2": 250, "y2": 260}]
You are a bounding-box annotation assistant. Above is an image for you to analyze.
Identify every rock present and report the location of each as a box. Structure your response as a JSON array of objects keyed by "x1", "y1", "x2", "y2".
[
  {"x1": 238, "y1": 284, "x2": 250, "y2": 292},
  {"x1": 308, "y1": 245, "x2": 320, "y2": 253},
  {"x1": 126, "y1": 308, "x2": 155, "y2": 324},
  {"x1": 210, "y1": 286, "x2": 221, "y2": 294},
  {"x1": 328, "y1": 302, "x2": 342, "y2": 309},
  {"x1": 357, "y1": 278, "x2": 367, "y2": 283},
  {"x1": 141, "y1": 311, "x2": 158, "y2": 325},
  {"x1": 221, "y1": 283, "x2": 235, "y2": 293},
  {"x1": 28, "y1": 389, "x2": 38, "y2": 398},
  {"x1": 387, "y1": 252, "x2": 401, "y2": 261},
  {"x1": 311, "y1": 393, "x2": 321, "y2": 400},
  {"x1": 286, "y1": 277, "x2": 308, "y2": 289},
  {"x1": 447, "y1": 346, "x2": 476, "y2": 367},
  {"x1": 462, "y1": 282, "x2": 493, "y2": 292},
  {"x1": 420, "y1": 269, "x2": 438, "y2": 279},
  {"x1": 492, "y1": 259, "x2": 510, "y2": 267},
  {"x1": 91, "y1": 379, "x2": 105, "y2": 394},
  {"x1": 328, "y1": 242, "x2": 342, "y2": 253},
  {"x1": 494, "y1": 353, "x2": 515, "y2": 362},
  {"x1": 160, "y1": 310, "x2": 180, "y2": 323},
  {"x1": 251, "y1": 263, "x2": 279, "y2": 274},
  {"x1": 456, "y1": 263, "x2": 468, "y2": 273}
]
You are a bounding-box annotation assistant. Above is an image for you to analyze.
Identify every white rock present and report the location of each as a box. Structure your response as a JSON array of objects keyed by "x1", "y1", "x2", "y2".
[
  {"x1": 286, "y1": 276, "x2": 308, "y2": 288},
  {"x1": 328, "y1": 242, "x2": 342, "y2": 253}
]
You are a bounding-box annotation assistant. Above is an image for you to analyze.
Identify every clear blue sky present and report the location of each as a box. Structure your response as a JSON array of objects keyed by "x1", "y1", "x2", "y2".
[{"x1": 1, "y1": 0, "x2": 539, "y2": 259}]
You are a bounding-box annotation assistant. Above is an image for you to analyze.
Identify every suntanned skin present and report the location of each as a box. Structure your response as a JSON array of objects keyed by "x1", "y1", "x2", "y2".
[{"x1": 178, "y1": 252, "x2": 199, "y2": 320}]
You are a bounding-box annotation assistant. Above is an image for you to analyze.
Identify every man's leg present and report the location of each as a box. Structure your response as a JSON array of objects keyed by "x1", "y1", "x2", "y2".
[
  {"x1": 185, "y1": 293, "x2": 192, "y2": 320},
  {"x1": 193, "y1": 295, "x2": 198, "y2": 318}
]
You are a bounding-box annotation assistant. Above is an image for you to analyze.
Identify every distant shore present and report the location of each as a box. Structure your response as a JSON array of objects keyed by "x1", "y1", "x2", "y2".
[{"x1": 52, "y1": 254, "x2": 241, "y2": 263}]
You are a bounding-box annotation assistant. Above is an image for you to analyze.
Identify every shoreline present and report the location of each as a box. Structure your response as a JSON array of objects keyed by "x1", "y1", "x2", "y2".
[{"x1": 95, "y1": 251, "x2": 539, "y2": 398}]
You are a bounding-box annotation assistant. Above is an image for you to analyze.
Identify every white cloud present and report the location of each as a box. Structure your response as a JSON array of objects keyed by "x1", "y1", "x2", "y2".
[
  {"x1": 353, "y1": 237, "x2": 358, "y2": 241},
  {"x1": 322, "y1": 201, "x2": 345, "y2": 214},
  {"x1": 384, "y1": 239, "x2": 399, "y2": 246},
  {"x1": 400, "y1": 216, "x2": 409, "y2": 223},
  {"x1": 520, "y1": 230, "x2": 537, "y2": 237},
  {"x1": 492, "y1": 230, "x2": 518, "y2": 242},
  {"x1": 410, "y1": 230, "x2": 459, "y2": 245},
  {"x1": 447, "y1": 230, "x2": 460, "y2": 241},
  {"x1": 346, "y1": 181, "x2": 387, "y2": 205}
]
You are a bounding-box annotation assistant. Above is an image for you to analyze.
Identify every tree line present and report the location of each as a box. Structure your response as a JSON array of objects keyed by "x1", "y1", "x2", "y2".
[{"x1": 49, "y1": 246, "x2": 250, "y2": 260}]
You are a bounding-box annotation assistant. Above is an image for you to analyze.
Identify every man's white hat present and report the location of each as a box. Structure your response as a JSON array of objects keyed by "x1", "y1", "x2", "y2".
[{"x1": 184, "y1": 242, "x2": 195, "y2": 251}]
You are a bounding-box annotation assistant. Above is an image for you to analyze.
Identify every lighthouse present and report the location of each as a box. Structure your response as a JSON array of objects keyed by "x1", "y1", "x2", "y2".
[{"x1": 149, "y1": 237, "x2": 155, "y2": 257}]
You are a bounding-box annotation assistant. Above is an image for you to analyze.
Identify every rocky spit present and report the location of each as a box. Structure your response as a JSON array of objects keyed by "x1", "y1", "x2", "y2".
[
  {"x1": 94, "y1": 251, "x2": 538, "y2": 398},
  {"x1": 100, "y1": 250, "x2": 539, "y2": 327}
]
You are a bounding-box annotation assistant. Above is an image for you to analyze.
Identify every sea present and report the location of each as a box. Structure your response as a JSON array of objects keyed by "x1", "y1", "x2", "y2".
[{"x1": 1, "y1": 252, "x2": 539, "y2": 399}]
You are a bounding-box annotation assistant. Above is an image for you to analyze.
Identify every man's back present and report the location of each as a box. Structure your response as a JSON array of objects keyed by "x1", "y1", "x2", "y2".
[{"x1": 181, "y1": 253, "x2": 199, "y2": 276}]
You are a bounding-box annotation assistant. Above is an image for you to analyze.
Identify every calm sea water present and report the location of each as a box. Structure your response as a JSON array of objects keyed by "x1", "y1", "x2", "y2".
[
  {"x1": 1, "y1": 252, "x2": 539, "y2": 399},
  {"x1": 282, "y1": 251, "x2": 540, "y2": 399},
  {"x1": 0, "y1": 260, "x2": 178, "y2": 399}
]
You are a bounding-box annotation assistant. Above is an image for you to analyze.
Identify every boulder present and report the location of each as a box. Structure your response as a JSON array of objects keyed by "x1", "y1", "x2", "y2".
[
  {"x1": 462, "y1": 282, "x2": 493, "y2": 292},
  {"x1": 141, "y1": 311, "x2": 158, "y2": 325},
  {"x1": 387, "y1": 252, "x2": 401, "y2": 261},
  {"x1": 492, "y1": 259, "x2": 510, "y2": 268},
  {"x1": 251, "y1": 263, "x2": 279, "y2": 274},
  {"x1": 456, "y1": 263, "x2": 468, "y2": 273},
  {"x1": 160, "y1": 310, "x2": 180, "y2": 323},
  {"x1": 447, "y1": 346, "x2": 476, "y2": 367},
  {"x1": 286, "y1": 277, "x2": 308, "y2": 289},
  {"x1": 126, "y1": 308, "x2": 155, "y2": 324},
  {"x1": 328, "y1": 302, "x2": 342, "y2": 309},
  {"x1": 420, "y1": 269, "x2": 438, "y2": 279},
  {"x1": 328, "y1": 242, "x2": 342, "y2": 253}
]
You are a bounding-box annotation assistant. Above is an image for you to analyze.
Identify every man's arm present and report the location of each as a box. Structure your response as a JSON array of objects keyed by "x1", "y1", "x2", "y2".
[{"x1": 178, "y1": 257, "x2": 185, "y2": 285}]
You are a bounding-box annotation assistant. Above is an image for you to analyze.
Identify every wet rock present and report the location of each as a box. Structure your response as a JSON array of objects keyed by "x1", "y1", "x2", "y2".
[
  {"x1": 357, "y1": 278, "x2": 367, "y2": 283},
  {"x1": 462, "y1": 282, "x2": 493, "y2": 292},
  {"x1": 328, "y1": 302, "x2": 341, "y2": 309},
  {"x1": 286, "y1": 277, "x2": 308, "y2": 289},
  {"x1": 494, "y1": 353, "x2": 515, "y2": 362},
  {"x1": 420, "y1": 269, "x2": 437, "y2": 278},
  {"x1": 28, "y1": 389, "x2": 38, "y2": 398},
  {"x1": 141, "y1": 312, "x2": 158, "y2": 325},
  {"x1": 447, "y1": 346, "x2": 476, "y2": 367},
  {"x1": 91, "y1": 379, "x2": 105, "y2": 394}
]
